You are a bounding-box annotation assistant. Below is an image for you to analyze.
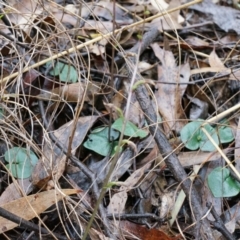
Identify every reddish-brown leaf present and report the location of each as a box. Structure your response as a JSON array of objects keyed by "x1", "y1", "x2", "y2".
[{"x1": 120, "y1": 221, "x2": 177, "y2": 240}]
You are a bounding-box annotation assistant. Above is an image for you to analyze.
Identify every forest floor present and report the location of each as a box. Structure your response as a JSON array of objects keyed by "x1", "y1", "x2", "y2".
[{"x1": 0, "y1": 0, "x2": 240, "y2": 239}]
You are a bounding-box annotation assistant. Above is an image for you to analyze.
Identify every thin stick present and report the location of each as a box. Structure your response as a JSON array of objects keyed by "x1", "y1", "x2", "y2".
[
  {"x1": 0, "y1": 207, "x2": 67, "y2": 240},
  {"x1": 202, "y1": 102, "x2": 240, "y2": 125}
]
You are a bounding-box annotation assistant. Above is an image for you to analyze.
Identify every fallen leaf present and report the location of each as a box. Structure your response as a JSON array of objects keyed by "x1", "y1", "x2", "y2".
[
  {"x1": 151, "y1": 0, "x2": 183, "y2": 31},
  {"x1": 31, "y1": 116, "x2": 98, "y2": 189},
  {"x1": 208, "y1": 50, "x2": 226, "y2": 70},
  {"x1": 38, "y1": 82, "x2": 85, "y2": 102},
  {"x1": 3, "y1": 0, "x2": 42, "y2": 34},
  {"x1": 107, "y1": 163, "x2": 150, "y2": 215},
  {"x1": 0, "y1": 178, "x2": 33, "y2": 205},
  {"x1": 190, "y1": 0, "x2": 240, "y2": 34},
  {"x1": 151, "y1": 43, "x2": 189, "y2": 134},
  {"x1": 187, "y1": 95, "x2": 208, "y2": 120},
  {"x1": 208, "y1": 50, "x2": 230, "y2": 76},
  {"x1": 178, "y1": 148, "x2": 231, "y2": 167},
  {"x1": 120, "y1": 221, "x2": 173, "y2": 240},
  {"x1": 0, "y1": 189, "x2": 78, "y2": 233}
]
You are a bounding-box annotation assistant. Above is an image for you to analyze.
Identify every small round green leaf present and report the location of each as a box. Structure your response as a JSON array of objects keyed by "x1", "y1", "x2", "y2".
[
  {"x1": 48, "y1": 61, "x2": 64, "y2": 76},
  {"x1": 180, "y1": 120, "x2": 219, "y2": 151},
  {"x1": 83, "y1": 134, "x2": 118, "y2": 156},
  {"x1": 59, "y1": 64, "x2": 78, "y2": 83},
  {"x1": 47, "y1": 61, "x2": 78, "y2": 83},
  {"x1": 208, "y1": 167, "x2": 240, "y2": 197},
  {"x1": 91, "y1": 126, "x2": 119, "y2": 140},
  {"x1": 5, "y1": 147, "x2": 38, "y2": 179},
  {"x1": 218, "y1": 126, "x2": 234, "y2": 143},
  {"x1": 180, "y1": 121, "x2": 202, "y2": 150},
  {"x1": 0, "y1": 108, "x2": 4, "y2": 119},
  {"x1": 199, "y1": 124, "x2": 219, "y2": 152},
  {"x1": 112, "y1": 118, "x2": 148, "y2": 139}
]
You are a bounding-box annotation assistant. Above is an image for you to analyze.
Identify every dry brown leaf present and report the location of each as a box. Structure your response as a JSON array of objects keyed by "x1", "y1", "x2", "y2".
[
  {"x1": 178, "y1": 148, "x2": 231, "y2": 167},
  {"x1": 208, "y1": 50, "x2": 229, "y2": 76},
  {"x1": 107, "y1": 163, "x2": 150, "y2": 215},
  {"x1": 187, "y1": 95, "x2": 208, "y2": 120},
  {"x1": 32, "y1": 116, "x2": 98, "y2": 189},
  {"x1": 120, "y1": 221, "x2": 173, "y2": 240},
  {"x1": 0, "y1": 189, "x2": 78, "y2": 233},
  {"x1": 38, "y1": 82, "x2": 85, "y2": 102},
  {"x1": 0, "y1": 178, "x2": 33, "y2": 205},
  {"x1": 190, "y1": 67, "x2": 231, "y2": 75},
  {"x1": 4, "y1": 0, "x2": 42, "y2": 34},
  {"x1": 151, "y1": 43, "x2": 189, "y2": 133},
  {"x1": 209, "y1": 50, "x2": 225, "y2": 69},
  {"x1": 151, "y1": 0, "x2": 183, "y2": 31},
  {"x1": 150, "y1": 0, "x2": 169, "y2": 11},
  {"x1": 190, "y1": 0, "x2": 240, "y2": 34},
  {"x1": 159, "y1": 192, "x2": 175, "y2": 218},
  {"x1": 185, "y1": 36, "x2": 209, "y2": 47}
]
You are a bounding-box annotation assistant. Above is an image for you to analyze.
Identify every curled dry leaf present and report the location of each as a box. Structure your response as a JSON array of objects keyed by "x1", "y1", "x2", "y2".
[
  {"x1": 39, "y1": 82, "x2": 84, "y2": 102},
  {"x1": 31, "y1": 116, "x2": 98, "y2": 189},
  {"x1": 38, "y1": 82, "x2": 100, "y2": 104},
  {"x1": 187, "y1": 95, "x2": 209, "y2": 120},
  {"x1": 0, "y1": 189, "x2": 78, "y2": 233}
]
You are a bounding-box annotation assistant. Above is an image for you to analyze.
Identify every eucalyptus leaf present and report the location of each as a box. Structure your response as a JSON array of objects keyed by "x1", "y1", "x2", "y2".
[
  {"x1": 5, "y1": 147, "x2": 38, "y2": 178},
  {"x1": 208, "y1": 167, "x2": 240, "y2": 197},
  {"x1": 112, "y1": 118, "x2": 148, "y2": 139}
]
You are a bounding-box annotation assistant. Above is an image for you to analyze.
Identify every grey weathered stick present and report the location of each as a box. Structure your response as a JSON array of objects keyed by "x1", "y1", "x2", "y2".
[{"x1": 134, "y1": 82, "x2": 214, "y2": 239}]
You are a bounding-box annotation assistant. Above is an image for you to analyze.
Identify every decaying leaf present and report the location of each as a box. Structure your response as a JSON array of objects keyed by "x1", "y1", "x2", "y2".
[
  {"x1": 208, "y1": 50, "x2": 229, "y2": 75},
  {"x1": 31, "y1": 116, "x2": 98, "y2": 189},
  {"x1": 151, "y1": 43, "x2": 189, "y2": 134},
  {"x1": 38, "y1": 82, "x2": 85, "y2": 102},
  {"x1": 187, "y1": 95, "x2": 209, "y2": 120},
  {"x1": 190, "y1": 0, "x2": 240, "y2": 34},
  {"x1": 0, "y1": 178, "x2": 33, "y2": 205},
  {"x1": 107, "y1": 163, "x2": 150, "y2": 215},
  {"x1": 0, "y1": 189, "x2": 78, "y2": 233},
  {"x1": 120, "y1": 221, "x2": 173, "y2": 240},
  {"x1": 151, "y1": 0, "x2": 184, "y2": 31},
  {"x1": 178, "y1": 148, "x2": 231, "y2": 167}
]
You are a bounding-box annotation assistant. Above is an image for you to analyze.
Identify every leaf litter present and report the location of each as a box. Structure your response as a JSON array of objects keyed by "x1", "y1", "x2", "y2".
[{"x1": 0, "y1": 0, "x2": 240, "y2": 239}]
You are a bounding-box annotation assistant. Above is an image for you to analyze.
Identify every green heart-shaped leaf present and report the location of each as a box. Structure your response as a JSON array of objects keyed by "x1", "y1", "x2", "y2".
[
  {"x1": 112, "y1": 118, "x2": 147, "y2": 139},
  {"x1": 5, "y1": 147, "x2": 38, "y2": 179},
  {"x1": 208, "y1": 167, "x2": 240, "y2": 197}
]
